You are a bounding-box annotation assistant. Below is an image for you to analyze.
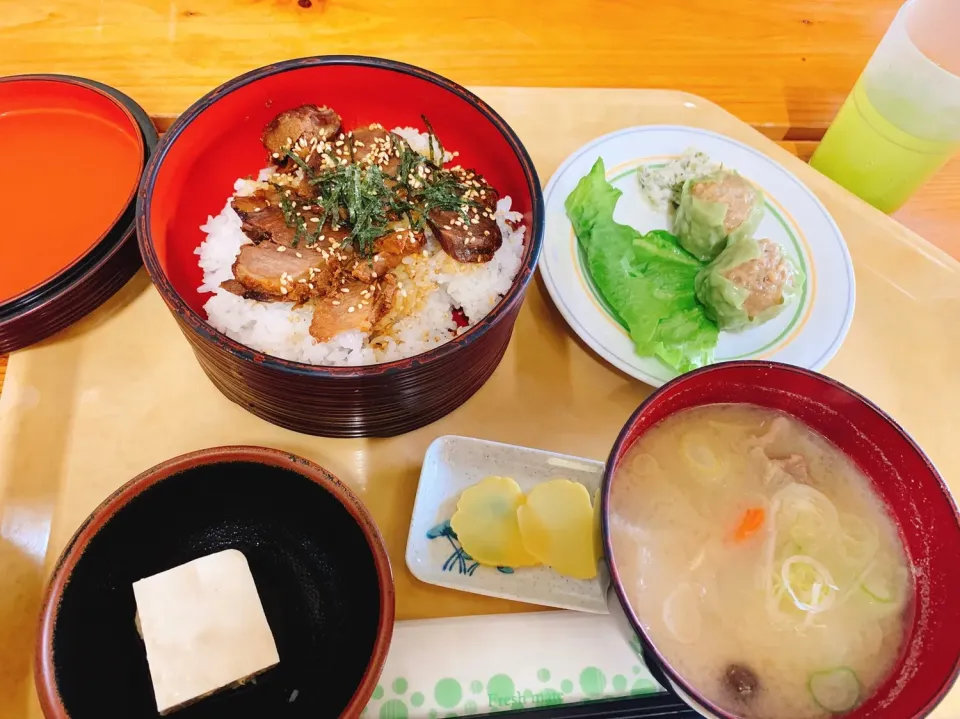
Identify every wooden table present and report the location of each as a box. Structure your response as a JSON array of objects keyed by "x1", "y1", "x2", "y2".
[{"x1": 2, "y1": 2, "x2": 960, "y2": 715}]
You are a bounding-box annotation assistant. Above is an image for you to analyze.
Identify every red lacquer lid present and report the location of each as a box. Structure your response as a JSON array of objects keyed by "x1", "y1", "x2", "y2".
[{"x1": 0, "y1": 75, "x2": 157, "y2": 352}]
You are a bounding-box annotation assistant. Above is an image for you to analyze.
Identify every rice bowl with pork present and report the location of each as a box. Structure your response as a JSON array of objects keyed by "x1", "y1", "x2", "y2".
[{"x1": 195, "y1": 105, "x2": 526, "y2": 367}]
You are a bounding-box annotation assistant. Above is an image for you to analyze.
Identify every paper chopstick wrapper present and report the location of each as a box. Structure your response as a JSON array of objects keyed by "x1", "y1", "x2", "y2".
[{"x1": 362, "y1": 608, "x2": 663, "y2": 717}]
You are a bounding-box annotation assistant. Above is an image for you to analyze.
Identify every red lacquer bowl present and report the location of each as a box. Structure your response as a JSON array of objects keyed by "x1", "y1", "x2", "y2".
[
  {"x1": 36, "y1": 446, "x2": 394, "y2": 718},
  {"x1": 0, "y1": 75, "x2": 156, "y2": 353},
  {"x1": 601, "y1": 361, "x2": 960, "y2": 719},
  {"x1": 137, "y1": 56, "x2": 543, "y2": 438}
]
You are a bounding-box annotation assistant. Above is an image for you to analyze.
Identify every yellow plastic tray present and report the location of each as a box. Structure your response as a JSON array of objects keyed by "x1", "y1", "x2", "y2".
[{"x1": 1, "y1": 88, "x2": 958, "y2": 718}]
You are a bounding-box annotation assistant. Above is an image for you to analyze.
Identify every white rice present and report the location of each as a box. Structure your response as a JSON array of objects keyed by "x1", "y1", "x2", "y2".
[
  {"x1": 637, "y1": 147, "x2": 719, "y2": 210},
  {"x1": 194, "y1": 130, "x2": 525, "y2": 367}
]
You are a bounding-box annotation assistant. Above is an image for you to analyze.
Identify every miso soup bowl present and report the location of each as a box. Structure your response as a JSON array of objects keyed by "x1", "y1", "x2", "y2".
[
  {"x1": 137, "y1": 56, "x2": 543, "y2": 438},
  {"x1": 601, "y1": 361, "x2": 960, "y2": 719}
]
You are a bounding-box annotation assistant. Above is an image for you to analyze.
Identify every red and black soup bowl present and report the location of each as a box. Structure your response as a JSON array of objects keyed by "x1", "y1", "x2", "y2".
[
  {"x1": 36, "y1": 447, "x2": 395, "y2": 718},
  {"x1": 137, "y1": 56, "x2": 543, "y2": 438},
  {"x1": 601, "y1": 361, "x2": 960, "y2": 719}
]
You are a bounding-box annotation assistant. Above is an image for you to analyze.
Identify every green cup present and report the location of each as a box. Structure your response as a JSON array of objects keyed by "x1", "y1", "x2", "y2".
[{"x1": 811, "y1": 0, "x2": 960, "y2": 213}]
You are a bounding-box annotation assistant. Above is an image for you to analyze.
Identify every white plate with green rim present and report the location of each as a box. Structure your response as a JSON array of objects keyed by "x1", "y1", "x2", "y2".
[{"x1": 539, "y1": 126, "x2": 855, "y2": 386}]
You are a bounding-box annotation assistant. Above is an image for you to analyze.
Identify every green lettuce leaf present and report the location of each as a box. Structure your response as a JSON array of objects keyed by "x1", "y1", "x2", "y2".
[{"x1": 565, "y1": 158, "x2": 719, "y2": 373}]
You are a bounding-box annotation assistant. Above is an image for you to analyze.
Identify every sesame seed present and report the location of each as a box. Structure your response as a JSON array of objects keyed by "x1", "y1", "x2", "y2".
[
  {"x1": 310, "y1": 217, "x2": 320, "y2": 223},
  {"x1": 347, "y1": 306, "x2": 356, "y2": 313},
  {"x1": 271, "y1": 152, "x2": 280, "y2": 159},
  {"x1": 484, "y1": 230, "x2": 491, "y2": 236},
  {"x1": 277, "y1": 246, "x2": 286, "y2": 252},
  {"x1": 355, "y1": 141, "x2": 365, "y2": 147},
  {"x1": 341, "y1": 287, "x2": 350, "y2": 293},
  {"x1": 296, "y1": 252, "x2": 302, "y2": 258},
  {"x1": 253, "y1": 207, "x2": 261, "y2": 212},
  {"x1": 332, "y1": 300, "x2": 340, "y2": 306},
  {"x1": 298, "y1": 279, "x2": 307, "y2": 284},
  {"x1": 280, "y1": 288, "x2": 288, "y2": 295},
  {"x1": 443, "y1": 225, "x2": 452, "y2": 230},
  {"x1": 308, "y1": 283, "x2": 315, "y2": 289}
]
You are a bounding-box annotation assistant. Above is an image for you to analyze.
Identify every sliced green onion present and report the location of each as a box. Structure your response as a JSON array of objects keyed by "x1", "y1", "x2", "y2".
[
  {"x1": 861, "y1": 576, "x2": 894, "y2": 604},
  {"x1": 781, "y1": 555, "x2": 838, "y2": 614},
  {"x1": 808, "y1": 667, "x2": 861, "y2": 713},
  {"x1": 860, "y1": 564, "x2": 909, "y2": 607}
]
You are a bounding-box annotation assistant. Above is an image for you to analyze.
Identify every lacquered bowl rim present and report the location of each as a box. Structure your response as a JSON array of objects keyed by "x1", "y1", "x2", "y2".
[
  {"x1": 600, "y1": 360, "x2": 960, "y2": 719},
  {"x1": 0, "y1": 74, "x2": 146, "y2": 309},
  {"x1": 34, "y1": 445, "x2": 396, "y2": 718},
  {"x1": 136, "y1": 55, "x2": 545, "y2": 378}
]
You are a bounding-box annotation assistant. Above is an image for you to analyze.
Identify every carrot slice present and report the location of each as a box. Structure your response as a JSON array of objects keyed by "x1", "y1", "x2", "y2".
[{"x1": 733, "y1": 507, "x2": 765, "y2": 542}]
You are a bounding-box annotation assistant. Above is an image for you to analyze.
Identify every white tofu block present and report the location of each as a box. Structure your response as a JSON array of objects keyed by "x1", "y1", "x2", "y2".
[{"x1": 132, "y1": 549, "x2": 280, "y2": 715}]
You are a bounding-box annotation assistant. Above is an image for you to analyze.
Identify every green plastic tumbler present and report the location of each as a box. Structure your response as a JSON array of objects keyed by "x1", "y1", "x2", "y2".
[{"x1": 811, "y1": 0, "x2": 960, "y2": 213}]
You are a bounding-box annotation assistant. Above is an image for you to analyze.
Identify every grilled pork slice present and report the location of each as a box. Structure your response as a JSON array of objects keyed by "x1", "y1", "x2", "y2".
[
  {"x1": 350, "y1": 124, "x2": 402, "y2": 178},
  {"x1": 308, "y1": 274, "x2": 398, "y2": 342},
  {"x1": 426, "y1": 172, "x2": 502, "y2": 263},
  {"x1": 348, "y1": 222, "x2": 425, "y2": 283},
  {"x1": 229, "y1": 242, "x2": 337, "y2": 303},
  {"x1": 262, "y1": 105, "x2": 342, "y2": 171},
  {"x1": 232, "y1": 189, "x2": 351, "y2": 250}
]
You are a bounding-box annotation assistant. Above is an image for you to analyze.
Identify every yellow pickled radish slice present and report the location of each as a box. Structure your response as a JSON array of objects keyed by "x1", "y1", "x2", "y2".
[
  {"x1": 450, "y1": 476, "x2": 539, "y2": 568},
  {"x1": 517, "y1": 479, "x2": 598, "y2": 580},
  {"x1": 592, "y1": 488, "x2": 603, "y2": 562}
]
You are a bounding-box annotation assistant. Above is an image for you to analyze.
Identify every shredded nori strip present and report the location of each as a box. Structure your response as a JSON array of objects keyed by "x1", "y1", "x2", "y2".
[{"x1": 271, "y1": 119, "x2": 482, "y2": 257}]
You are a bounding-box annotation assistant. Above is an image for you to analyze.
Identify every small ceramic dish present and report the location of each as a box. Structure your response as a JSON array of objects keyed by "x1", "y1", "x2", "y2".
[
  {"x1": 36, "y1": 446, "x2": 395, "y2": 719},
  {"x1": 540, "y1": 126, "x2": 855, "y2": 386},
  {"x1": 406, "y1": 435, "x2": 610, "y2": 614}
]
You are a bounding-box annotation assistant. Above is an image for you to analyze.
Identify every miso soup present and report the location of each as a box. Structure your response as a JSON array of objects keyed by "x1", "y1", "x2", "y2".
[{"x1": 609, "y1": 404, "x2": 911, "y2": 718}]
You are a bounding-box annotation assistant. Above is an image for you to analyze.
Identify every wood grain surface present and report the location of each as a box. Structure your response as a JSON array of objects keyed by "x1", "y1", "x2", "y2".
[{"x1": 0, "y1": 0, "x2": 904, "y2": 132}]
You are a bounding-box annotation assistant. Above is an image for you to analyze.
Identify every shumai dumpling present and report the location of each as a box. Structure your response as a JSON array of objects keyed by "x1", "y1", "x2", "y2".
[
  {"x1": 694, "y1": 236, "x2": 803, "y2": 331},
  {"x1": 674, "y1": 169, "x2": 764, "y2": 261}
]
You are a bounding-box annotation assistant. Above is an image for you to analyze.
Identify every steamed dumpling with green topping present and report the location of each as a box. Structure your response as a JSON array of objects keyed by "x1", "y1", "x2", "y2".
[
  {"x1": 695, "y1": 237, "x2": 803, "y2": 331},
  {"x1": 674, "y1": 169, "x2": 764, "y2": 261}
]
